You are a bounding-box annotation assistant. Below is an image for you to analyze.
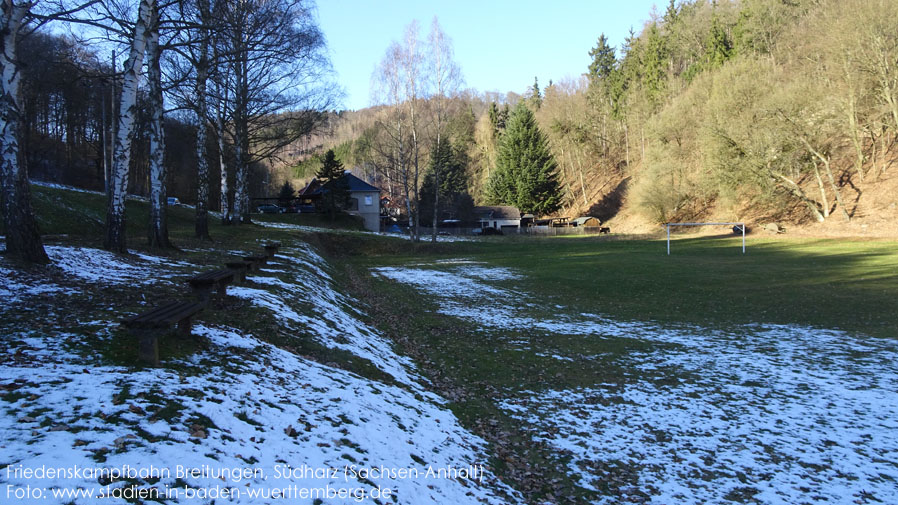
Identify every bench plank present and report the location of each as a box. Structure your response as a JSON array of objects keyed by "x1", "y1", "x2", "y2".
[
  {"x1": 243, "y1": 255, "x2": 269, "y2": 268},
  {"x1": 187, "y1": 269, "x2": 235, "y2": 301},
  {"x1": 122, "y1": 301, "x2": 204, "y2": 366},
  {"x1": 123, "y1": 301, "x2": 205, "y2": 328}
]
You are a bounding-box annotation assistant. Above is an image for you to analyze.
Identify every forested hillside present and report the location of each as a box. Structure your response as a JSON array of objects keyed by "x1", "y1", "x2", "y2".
[
  {"x1": 11, "y1": 0, "x2": 898, "y2": 257},
  {"x1": 308, "y1": 0, "x2": 898, "y2": 234}
]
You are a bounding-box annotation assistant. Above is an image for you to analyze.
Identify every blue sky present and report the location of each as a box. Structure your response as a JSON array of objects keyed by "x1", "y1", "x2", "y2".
[{"x1": 316, "y1": 1, "x2": 662, "y2": 111}]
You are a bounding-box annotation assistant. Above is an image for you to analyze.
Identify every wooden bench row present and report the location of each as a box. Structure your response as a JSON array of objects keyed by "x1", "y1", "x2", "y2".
[{"x1": 121, "y1": 242, "x2": 283, "y2": 366}]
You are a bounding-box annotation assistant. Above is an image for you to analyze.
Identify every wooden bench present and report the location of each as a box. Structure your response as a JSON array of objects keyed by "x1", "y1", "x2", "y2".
[
  {"x1": 243, "y1": 255, "x2": 269, "y2": 270},
  {"x1": 121, "y1": 301, "x2": 205, "y2": 365},
  {"x1": 263, "y1": 242, "x2": 280, "y2": 258},
  {"x1": 187, "y1": 269, "x2": 235, "y2": 302},
  {"x1": 225, "y1": 260, "x2": 253, "y2": 283}
]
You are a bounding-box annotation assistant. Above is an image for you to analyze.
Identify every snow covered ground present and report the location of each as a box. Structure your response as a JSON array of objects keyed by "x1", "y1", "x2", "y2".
[
  {"x1": 255, "y1": 220, "x2": 474, "y2": 242},
  {"x1": 0, "y1": 244, "x2": 520, "y2": 504},
  {"x1": 373, "y1": 262, "x2": 898, "y2": 505}
]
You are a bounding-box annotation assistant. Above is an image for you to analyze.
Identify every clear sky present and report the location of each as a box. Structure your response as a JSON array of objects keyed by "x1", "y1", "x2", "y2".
[{"x1": 316, "y1": 1, "x2": 662, "y2": 111}]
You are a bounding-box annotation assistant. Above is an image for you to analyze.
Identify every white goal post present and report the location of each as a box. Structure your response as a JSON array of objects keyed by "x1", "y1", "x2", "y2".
[{"x1": 665, "y1": 222, "x2": 746, "y2": 255}]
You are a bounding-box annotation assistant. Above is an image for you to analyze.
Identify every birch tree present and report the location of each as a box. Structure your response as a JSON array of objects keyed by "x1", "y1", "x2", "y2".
[
  {"x1": 145, "y1": 1, "x2": 169, "y2": 248},
  {"x1": 372, "y1": 42, "x2": 409, "y2": 234},
  {"x1": 169, "y1": 0, "x2": 218, "y2": 237},
  {"x1": 191, "y1": 0, "x2": 213, "y2": 239},
  {"x1": 373, "y1": 21, "x2": 426, "y2": 240},
  {"x1": 0, "y1": 0, "x2": 48, "y2": 263},
  {"x1": 426, "y1": 17, "x2": 461, "y2": 242},
  {"x1": 104, "y1": 0, "x2": 155, "y2": 253},
  {"x1": 2, "y1": 0, "x2": 97, "y2": 263},
  {"x1": 213, "y1": 0, "x2": 332, "y2": 225}
]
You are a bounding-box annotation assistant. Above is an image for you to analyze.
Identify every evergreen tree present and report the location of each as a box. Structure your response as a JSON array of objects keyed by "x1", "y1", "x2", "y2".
[
  {"x1": 419, "y1": 140, "x2": 471, "y2": 223},
  {"x1": 588, "y1": 34, "x2": 617, "y2": 82},
  {"x1": 486, "y1": 103, "x2": 561, "y2": 216},
  {"x1": 277, "y1": 180, "x2": 296, "y2": 207},
  {"x1": 530, "y1": 76, "x2": 542, "y2": 109},
  {"x1": 705, "y1": 15, "x2": 733, "y2": 68},
  {"x1": 316, "y1": 149, "x2": 350, "y2": 220},
  {"x1": 642, "y1": 23, "x2": 669, "y2": 108}
]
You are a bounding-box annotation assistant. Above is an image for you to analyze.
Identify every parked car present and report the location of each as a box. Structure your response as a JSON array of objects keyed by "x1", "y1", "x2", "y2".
[
  {"x1": 167, "y1": 197, "x2": 180, "y2": 205},
  {"x1": 256, "y1": 204, "x2": 283, "y2": 214}
]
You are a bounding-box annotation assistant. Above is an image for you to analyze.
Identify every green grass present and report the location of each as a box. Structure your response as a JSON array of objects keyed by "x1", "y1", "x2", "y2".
[
  {"x1": 330, "y1": 233, "x2": 898, "y2": 339},
  {"x1": 321, "y1": 231, "x2": 898, "y2": 502}
]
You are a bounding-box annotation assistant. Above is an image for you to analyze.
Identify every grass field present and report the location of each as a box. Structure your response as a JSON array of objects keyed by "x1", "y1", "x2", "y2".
[
  {"x1": 327, "y1": 232, "x2": 898, "y2": 504},
  {"x1": 331, "y1": 232, "x2": 898, "y2": 339},
  {"x1": 5, "y1": 184, "x2": 898, "y2": 504}
]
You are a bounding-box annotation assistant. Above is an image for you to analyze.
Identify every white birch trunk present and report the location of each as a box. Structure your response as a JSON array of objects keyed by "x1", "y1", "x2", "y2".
[
  {"x1": 0, "y1": 0, "x2": 48, "y2": 263},
  {"x1": 146, "y1": 11, "x2": 169, "y2": 248},
  {"x1": 104, "y1": 0, "x2": 154, "y2": 252},
  {"x1": 231, "y1": 42, "x2": 249, "y2": 224},
  {"x1": 194, "y1": 30, "x2": 210, "y2": 238},
  {"x1": 233, "y1": 123, "x2": 246, "y2": 221},
  {"x1": 218, "y1": 113, "x2": 229, "y2": 222}
]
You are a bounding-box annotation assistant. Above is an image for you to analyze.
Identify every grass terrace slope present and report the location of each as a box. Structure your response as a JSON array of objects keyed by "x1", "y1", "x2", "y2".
[{"x1": 1, "y1": 184, "x2": 522, "y2": 504}]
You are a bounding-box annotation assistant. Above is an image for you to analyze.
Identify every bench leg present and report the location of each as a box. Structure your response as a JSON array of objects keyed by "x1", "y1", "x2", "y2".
[
  {"x1": 192, "y1": 286, "x2": 212, "y2": 305},
  {"x1": 177, "y1": 317, "x2": 193, "y2": 336},
  {"x1": 137, "y1": 331, "x2": 160, "y2": 366},
  {"x1": 216, "y1": 282, "x2": 229, "y2": 296}
]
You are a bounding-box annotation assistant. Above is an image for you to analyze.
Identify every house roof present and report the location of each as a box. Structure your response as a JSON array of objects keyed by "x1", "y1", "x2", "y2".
[
  {"x1": 299, "y1": 179, "x2": 321, "y2": 196},
  {"x1": 344, "y1": 173, "x2": 380, "y2": 192},
  {"x1": 300, "y1": 173, "x2": 380, "y2": 196},
  {"x1": 474, "y1": 206, "x2": 521, "y2": 220}
]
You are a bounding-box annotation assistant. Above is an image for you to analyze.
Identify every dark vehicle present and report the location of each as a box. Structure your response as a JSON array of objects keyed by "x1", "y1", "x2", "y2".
[
  {"x1": 257, "y1": 204, "x2": 283, "y2": 214},
  {"x1": 298, "y1": 205, "x2": 316, "y2": 213},
  {"x1": 475, "y1": 227, "x2": 503, "y2": 236},
  {"x1": 283, "y1": 204, "x2": 300, "y2": 213}
]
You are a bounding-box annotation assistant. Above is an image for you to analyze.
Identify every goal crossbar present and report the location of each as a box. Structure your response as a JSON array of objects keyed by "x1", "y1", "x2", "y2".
[{"x1": 664, "y1": 222, "x2": 745, "y2": 255}]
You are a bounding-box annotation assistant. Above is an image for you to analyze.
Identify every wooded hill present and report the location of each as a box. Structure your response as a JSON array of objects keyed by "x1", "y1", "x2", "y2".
[{"x1": 303, "y1": 0, "x2": 898, "y2": 235}]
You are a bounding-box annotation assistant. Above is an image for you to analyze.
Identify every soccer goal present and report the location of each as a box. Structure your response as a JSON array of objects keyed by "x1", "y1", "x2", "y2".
[{"x1": 664, "y1": 222, "x2": 746, "y2": 255}]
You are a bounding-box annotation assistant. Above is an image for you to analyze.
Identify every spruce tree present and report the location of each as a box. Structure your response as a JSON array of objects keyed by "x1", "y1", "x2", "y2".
[
  {"x1": 419, "y1": 139, "x2": 470, "y2": 224},
  {"x1": 277, "y1": 180, "x2": 296, "y2": 207},
  {"x1": 588, "y1": 34, "x2": 616, "y2": 82},
  {"x1": 486, "y1": 103, "x2": 561, "y2": 216},
  {"x1": 317, "y1": 149, "x2": 350, "y2": 220}
]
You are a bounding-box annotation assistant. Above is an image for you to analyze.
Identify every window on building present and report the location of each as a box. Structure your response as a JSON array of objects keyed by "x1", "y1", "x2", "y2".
[{"x1": 364, "y1": 195, "x2": 373, "y2": 206}]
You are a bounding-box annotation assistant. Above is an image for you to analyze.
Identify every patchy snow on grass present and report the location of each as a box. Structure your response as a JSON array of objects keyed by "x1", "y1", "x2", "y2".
[
  {"x1": 46, "y1": 246, "x2": 186, "y2": 286},
  {"x1": 254, "y1": 219, "x2": 475, "y2": 242},
  {"x1": 373, "y1": 266, "x2": 516, "y2": 300},
  {"x1": 31, "y1": 180, "x2": 104, "y2": 195},
  {"x1": 500, "y1": 324, "x2": 898, "y2": 504},
  {"x1": 253, "y1": 243, "x2": 421, "y2": 387},
  {"x1": 0, "y1": 324, "x2": 519, "y2": 505},
  {"x1": 0, "y1": 265, "x2": 76, "y2": 302},
  {"x1": 1, "y1": 244, "x2": 522, "y2": 505},
  {"x1": 373, "y1": 260, "x2": 898, "y2": 505}
]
